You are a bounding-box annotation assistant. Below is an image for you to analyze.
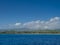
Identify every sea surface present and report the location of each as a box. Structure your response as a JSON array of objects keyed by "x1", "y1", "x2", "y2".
[{"x1": 0, "y1": 34, "x2": 60, "y2": 45}]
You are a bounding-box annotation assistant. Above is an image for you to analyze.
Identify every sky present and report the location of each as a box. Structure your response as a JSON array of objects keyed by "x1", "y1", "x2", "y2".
[{"x1": 0, "y1": 0, "x2": 60, "y2": 29}]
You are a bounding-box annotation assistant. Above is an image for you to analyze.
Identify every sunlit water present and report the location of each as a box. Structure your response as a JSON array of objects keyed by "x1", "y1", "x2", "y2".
[{"x1": 0, "y1": 34, "x2": 60, "y2": 45}]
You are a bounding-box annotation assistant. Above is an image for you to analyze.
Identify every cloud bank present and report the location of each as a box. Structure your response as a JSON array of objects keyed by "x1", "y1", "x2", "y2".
[{"x1": 0, "y1": 17, "x2": 60, "y2": 30}]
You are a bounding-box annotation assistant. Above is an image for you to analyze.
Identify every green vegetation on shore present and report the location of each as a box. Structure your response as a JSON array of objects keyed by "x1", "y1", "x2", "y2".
[{"x1": 0, "y1": 30, "x2": 60, "y2": 34}]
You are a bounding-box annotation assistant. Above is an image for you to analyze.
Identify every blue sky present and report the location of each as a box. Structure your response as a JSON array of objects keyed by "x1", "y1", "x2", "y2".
[{"x1": 0, "y1": 0, "x2": 60, "y2": 29}]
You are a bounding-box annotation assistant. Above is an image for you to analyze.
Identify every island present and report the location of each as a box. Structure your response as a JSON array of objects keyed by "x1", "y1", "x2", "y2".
[{"x1": 0, "y1": 29, "x2": 60, "y2": 34}]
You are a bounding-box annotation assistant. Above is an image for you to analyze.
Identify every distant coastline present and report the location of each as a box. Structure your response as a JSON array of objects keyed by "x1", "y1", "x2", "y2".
[{"x1": 0, "y1": 30, "x2": 60, "y2": 34}]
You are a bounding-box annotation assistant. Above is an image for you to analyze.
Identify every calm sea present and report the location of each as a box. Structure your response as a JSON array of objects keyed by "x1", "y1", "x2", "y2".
[{"x1": 0, "y1": 34, "x2": 60, "y2": 45}]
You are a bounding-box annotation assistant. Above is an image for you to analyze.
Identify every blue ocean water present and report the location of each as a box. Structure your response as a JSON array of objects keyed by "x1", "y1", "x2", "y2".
[{"x1": 0, "y1": 34, "x2": 60, "y2": 45}]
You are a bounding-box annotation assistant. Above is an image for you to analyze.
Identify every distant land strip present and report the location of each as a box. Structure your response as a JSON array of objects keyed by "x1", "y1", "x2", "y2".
[{"x1": 0, "y1": 30, "x2": 60, "y2": 34}]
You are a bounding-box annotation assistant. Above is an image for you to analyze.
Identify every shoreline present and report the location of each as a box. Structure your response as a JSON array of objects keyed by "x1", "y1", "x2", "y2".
[{"x1": 0, "y1": 33, "x2": 60, "y2": 35}]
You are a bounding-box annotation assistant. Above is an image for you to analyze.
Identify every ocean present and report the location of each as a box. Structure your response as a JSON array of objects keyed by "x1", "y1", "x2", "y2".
[{"x1": 0, "y1": 34, "x2": 60, "y2": 45}]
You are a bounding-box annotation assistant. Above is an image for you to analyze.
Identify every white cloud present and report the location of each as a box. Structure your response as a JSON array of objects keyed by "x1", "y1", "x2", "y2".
[
  {"x1": 0, "y1": 17, "x2": 60, "y2": 30},
  {"x1": 14, "y1": 23, "x2": 21, "y2": 26},
  {"x1": 22, "y1": 17, "x2": 60, "y2": 30}
]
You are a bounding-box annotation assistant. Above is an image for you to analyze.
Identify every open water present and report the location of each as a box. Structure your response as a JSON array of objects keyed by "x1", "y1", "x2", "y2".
[{"x1": 0, "y1": 34, "x2": 60, "y2": 45}]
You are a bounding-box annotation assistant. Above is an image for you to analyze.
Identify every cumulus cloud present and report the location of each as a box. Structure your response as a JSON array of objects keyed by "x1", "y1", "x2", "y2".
[
  {"x1": 22, "y1": 17, "x2": 60, "y2": 30},
  {"x1": 0, "y1": 17, "x2": 60, "y2": 30},
  {"x1": 14, "y1": 23, "x2": 21, "y2": 26}
]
